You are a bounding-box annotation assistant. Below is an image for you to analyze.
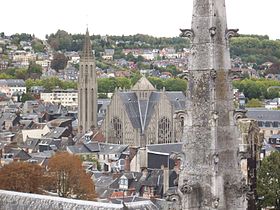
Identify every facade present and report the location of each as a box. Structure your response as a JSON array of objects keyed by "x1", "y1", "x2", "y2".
[
  {"x1": 247, "y1": 109, "x2": 280, "y2": 139},
  {"x1": 40, "y1": 89, "x2": 78, "y2": 107},
  {"x1": 0, "y1": 79, "x2": 26, "y2": 97},
  {"x1": 178, "y1": 0, "x2": 248, "y2": 209},
  {"x1": 78, "y1": 29, "x2": 98, "y2": 132},
  {"x1": 101, "y1": 77, "x2": 185, "y2": 147}
]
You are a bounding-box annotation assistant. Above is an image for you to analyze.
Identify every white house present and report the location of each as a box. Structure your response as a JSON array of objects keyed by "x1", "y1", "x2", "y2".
[
  {"x1": 0, "y1": 79, "x2": 26, "y2": 97},
  {"x1": 40, "y1": 89, "x2": 78, "y2": 107}
]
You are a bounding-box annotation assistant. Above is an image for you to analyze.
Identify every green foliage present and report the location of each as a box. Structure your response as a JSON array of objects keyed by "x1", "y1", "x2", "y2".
[
  {"x1": 233, "y1": 79, "x2": 280, "y2": 100},
  {"x1": 47, "y1": 30, "x2": 190, "y2": 53},
  {"x1": 21, "y1": 92, "x2": 35, "y2": 102},
  {"x1": 163, "y1": 78, "x2": 187, "y2": 92},
  {"x1": 51, "y1": 53, "x2": 68, "y2": 71},
  {"x1": 246, "y1": 98, "x2": 263, "y2": 108},
  {"x1": 98, "y1": 93, "x2": 108, "y2": 99},
  {"x1": 116, "y1": 77, "x2": 131, "y2": 89},
  {"x1": 25, "y1": 77, "x2": 77, "y2": 92},
  {"x1": 32, "y1": 39, "x2": 45, "y2": 52},
  {"x1": 257, "y1": 152, "x2": 280, "y2": 209},
  {"x1": 148, "y1": 77, "x2": 164, "y2": 90},
  {"x1": 0, "y1": 73, "x2": 14, "y2": 79},
  {"x1": 28, "y1": 62, "x2": 42, "y2": 79},
  {"x1": 230, "y1": 36, "x2": 280, "y2": 64},
  {"x1": 15, "y1": 69, "x2": 28, "y2": 79},
  {"x1": 97, "y1": 78, "x2": 117, "y2": 93}
]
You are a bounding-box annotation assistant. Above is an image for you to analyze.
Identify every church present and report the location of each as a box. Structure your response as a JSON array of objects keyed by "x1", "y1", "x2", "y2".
[
  {"x1": 100, "y1": 77, "x2": 186, "y2": 146},
  {"x1": 78, "y1": 29, "x2": 186, "y2": 147}
]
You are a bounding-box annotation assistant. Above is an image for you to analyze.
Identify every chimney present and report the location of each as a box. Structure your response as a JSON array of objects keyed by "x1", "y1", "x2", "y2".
[
  {"x1": 124, "y1": 155, "x2": 130, "y2": 172},
  {"x1": 161, "y1": 165, "x2": 169, "y2": 194}
]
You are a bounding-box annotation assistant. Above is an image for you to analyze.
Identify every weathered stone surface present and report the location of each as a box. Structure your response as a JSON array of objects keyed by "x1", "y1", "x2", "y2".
[
  {"x1": 179, "y1": 0, "x2": 248, "y2": 209},
  {"x1": 0, "y1": 190, "x2": 158, "y2": 210}
]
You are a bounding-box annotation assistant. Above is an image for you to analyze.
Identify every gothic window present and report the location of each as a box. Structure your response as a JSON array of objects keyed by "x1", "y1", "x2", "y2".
[
  {"x1": 273, "y1": 121, "x2": 278, "y2": 128},
  {"x1": 80, "y1": 65, "x2": 83, "y2": 77},
  {"x1": 265, "y1": 121, "x2": 271, "y2": 127},
  {"x1": 85, "y1": 88, "x2": 88, "y2": 122},
  {"x1": 91, "y1": 88, "x2": 94, "y2": 121},
  {"x1": 85, "y1": 65, "x2": 88, "y2": 75},
  {"x1": 79, "y1": 89, "x2": 83, "y2": 122},
  {"x1": 258, "y1": 121, "x2": 264, "y2": 127},
  {"x1": 110, "y1": 117, "x2": 123, "y2": 144},
  {"x1": 158, "y1": 117, "x2": 172, "y2": 143},
  {"x1": 90, "y1": 65, "x2": 93, "y2": 77}
]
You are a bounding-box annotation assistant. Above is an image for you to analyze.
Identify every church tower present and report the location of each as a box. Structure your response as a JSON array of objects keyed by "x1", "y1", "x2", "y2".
[
  {"x1": 78, "y1": 29, "x2": 97, "y2": 132},
  {"x1": 179, "y1": 0, "x2": 247, "y2": 209}
]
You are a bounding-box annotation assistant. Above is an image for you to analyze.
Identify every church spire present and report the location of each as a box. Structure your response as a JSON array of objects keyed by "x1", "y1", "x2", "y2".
[
  {"x1": 179, "y1": 0, "x2": 246, "y2": 209},
  {"x1": 81, "y1": 28, "x2": 94, "y2": 61},
  {"x1": 78, "y1": 29, "x2": 98, "y2": 133}
]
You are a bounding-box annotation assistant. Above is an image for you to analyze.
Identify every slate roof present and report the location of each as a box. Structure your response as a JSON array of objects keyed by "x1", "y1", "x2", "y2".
[
  {"x1": 0, "y1": 79, "x2": 25, "y2": 87},
  {"x1": 99, "y1": 143, "x2": 129, "y2": 155},
  {"x1": 119, "y1": 92, "x2": 141, "y2": 129},
  {"x1": 165, "y1": 92, "x2": 186, "y2": 111},
  {"x1": 247, "y1": 109, "x2": 280, "y2": 122},
  {"x1": 147, "y1": 143, "x2": 183, "y2": 155},
  {"x1": 44, "y1": 127, "x2": 69, "y2": 139}
]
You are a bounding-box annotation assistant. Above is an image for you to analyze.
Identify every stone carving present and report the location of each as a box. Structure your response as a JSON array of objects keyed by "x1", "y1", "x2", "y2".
[
  {"x1": 180, "y1": 29, "x2": 194, "y2": 41},
  {"x1": 178, "y1": 72, "x2": 190, "y2": 81},
  {"x1": 225, "y1": 178, "x2": 250, "y2": 198},
  {"x1": 210, "y1": 69, "x2": 217, "y2": 79},
  {"x1": 179, "y1": 179, "x2": 199, "y2": 195},
  {"x1": 209, "y1": 27, "x2": 217, "y2": 36},
  {"x1": 213, "y1": 153, "x2": 219, "y2": 164},
  {"x1": 226, "y1": 29, "x2": 239, "y2": 40},
  {"x1": 212, "y1": 197, "x2": 220, "y2": 208},
  {"x1": 234, "y1": 109, "x2": 247, "y2": 125}
]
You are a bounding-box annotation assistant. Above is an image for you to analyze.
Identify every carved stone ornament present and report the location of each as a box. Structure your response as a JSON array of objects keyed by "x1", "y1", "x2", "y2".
[
  {"x1": 212, "y1": 197, "x2": 220, "y2": 208},
  {"x1": 180, "y1": 179, "x2": 194, "y2": 194},
  {"x1": 233, "y1": 109, "x2": 247, "y2": 124},
  {"x1": 210, "y1": 69, "x2": 217, "y2": 79},
  {"x1": 225, "y1": 29, "x2": 239, "y2": 40},
  {"x1": 180, "y1": 29, "x2": 194, "y2": 41},
  {"x1": 209, "y1": 27, "x2": 217, "y2": 36}
]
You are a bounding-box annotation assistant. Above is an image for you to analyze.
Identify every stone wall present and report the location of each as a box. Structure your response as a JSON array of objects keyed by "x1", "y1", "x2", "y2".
[{"x1": 0, "y1": 190, "x2": 158, "y2": 210}]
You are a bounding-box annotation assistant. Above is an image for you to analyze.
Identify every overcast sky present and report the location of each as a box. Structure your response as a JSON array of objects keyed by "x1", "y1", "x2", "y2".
[{"x1": 1, "y1": 0, "x2": 279, "y2": 40}]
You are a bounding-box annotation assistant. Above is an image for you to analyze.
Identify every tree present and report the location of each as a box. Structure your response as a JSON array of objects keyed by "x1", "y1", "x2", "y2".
[
  {"x1": 164, "y1": 78, "x2": 187, "y2": 92},
  {"x1": 28, "y1": 62, "x2": 42, "y2": 79},
  {"x1": 0, "y1": 162, "x2": 44, "y2": 193},
  {"x1": 32, "y1": 39, "x2": 45, "y2": 52},
  {"x1": 47, "y1": 152, "x2": 96, "y2": 200},
  {"x1": 246, "y1": 98, "x2": 263, "y2": 108},
  {"x1": 15, "y1": 68, "x2": 28, "y2": 80},
  {"x1": 21, "y1": 92, "x2": 35, "y2": 102},
  {"x1": 51, "y1": 53, "x2": 68, "y2": 71},
  {"x1": 257, "y1": 152, "x2": 280, "y2": 209},
  {"x1": 97, "y1": 78, "x2": 117, "y2": 93}
]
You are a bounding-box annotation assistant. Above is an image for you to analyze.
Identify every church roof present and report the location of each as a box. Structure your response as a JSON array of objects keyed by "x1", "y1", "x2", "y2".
[
  {"x1": 118, "y1": 91, "x2": 185, "y2": 132},
  {"x1": 131, "y1": 76, "x2": 156, "y2": 91},
  {"x1": 165, "y1": 92, "x2": 185, "y2": 110}
]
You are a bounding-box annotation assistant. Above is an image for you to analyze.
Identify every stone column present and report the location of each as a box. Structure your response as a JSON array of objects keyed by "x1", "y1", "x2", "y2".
[{"x1": 178, "y1": 0, "x2": 247, "y2": 209}]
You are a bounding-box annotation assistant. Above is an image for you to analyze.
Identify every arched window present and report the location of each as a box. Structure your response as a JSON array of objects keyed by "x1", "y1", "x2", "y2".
[
  {"x1": 158, "y1": 117, "x2": 172, "y2": 143},
  {"x1": 110, "y1": 117, "x2": 123, "y2": 144}
]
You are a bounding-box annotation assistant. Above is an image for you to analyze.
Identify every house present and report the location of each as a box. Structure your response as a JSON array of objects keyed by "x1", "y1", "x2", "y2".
[
  {"x1": 21, "y1": 123, "x2": 50, "y2": 142},
  {"x1": 40, "y1": 89, "x2": 78, "y2": 107},
  {"x1": 102, "y1": 49, "x2": 114, "y2": 60},
  {"x1": 1, "y1": 145, "x2": 31, "y2": 165},
  {"x1": 247, "y1": 108, "x2": 280, "y2": 139},
  {"x1": 0, "y1": 79, "x2": 26, "y2": 98},
  {"x1": 0, "y1": 113, "x2": 20, "y2": 130}
]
